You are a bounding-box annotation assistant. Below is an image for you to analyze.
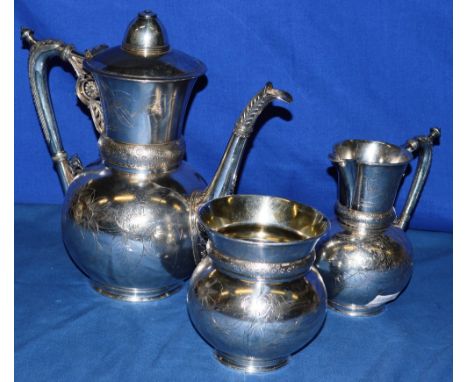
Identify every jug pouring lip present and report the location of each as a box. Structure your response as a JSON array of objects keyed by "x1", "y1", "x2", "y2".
[{"x1": 329, "y1": 139, "x2": 412, "y2": 167}]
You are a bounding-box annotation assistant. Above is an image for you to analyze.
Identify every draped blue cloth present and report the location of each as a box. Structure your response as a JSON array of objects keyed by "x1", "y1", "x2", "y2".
[
  {"x1": 14, "y1": 0, "x2": 452, "y2": 232},
  {"x1": 15, "y1": 204, "x2": 452, "y2": 381}
]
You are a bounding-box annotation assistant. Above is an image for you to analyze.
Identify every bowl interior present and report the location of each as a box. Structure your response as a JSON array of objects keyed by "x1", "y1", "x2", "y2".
[{"x1": 198, "y1": 195, "x2": 329, "y2": 245}]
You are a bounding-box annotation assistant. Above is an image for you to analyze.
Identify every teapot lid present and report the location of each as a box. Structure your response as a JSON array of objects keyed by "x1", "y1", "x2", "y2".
[{"x1": 84, "y1": 10, "x2": 206, "y2": 81}]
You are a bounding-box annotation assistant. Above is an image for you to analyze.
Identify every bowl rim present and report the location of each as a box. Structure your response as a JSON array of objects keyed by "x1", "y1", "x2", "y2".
[{"x1": 197, "y1": 194, "x2": 330, "y2": 247}]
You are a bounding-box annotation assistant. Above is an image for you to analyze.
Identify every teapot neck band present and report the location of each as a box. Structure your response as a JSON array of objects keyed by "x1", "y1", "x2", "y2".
[{"x1": 98, "y1": 135, "x2": 184, "y2": 173}]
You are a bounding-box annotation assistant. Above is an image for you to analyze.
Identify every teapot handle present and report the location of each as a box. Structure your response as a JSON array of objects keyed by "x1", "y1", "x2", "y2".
[
  {"x1": 394, "y1": 128, "x2": 441, "y2": 230},
  {"x1": 21, "y1": 28, "x2": 105, "y2": 192}
]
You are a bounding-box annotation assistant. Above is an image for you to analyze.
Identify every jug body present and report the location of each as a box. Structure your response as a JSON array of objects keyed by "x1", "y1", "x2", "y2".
[
  {"x1": 315, "y1": 218, "x2": 413, "y2": 316},
  {"x1": 316, "y1": 130, "x2": 440, "y2": 316}
]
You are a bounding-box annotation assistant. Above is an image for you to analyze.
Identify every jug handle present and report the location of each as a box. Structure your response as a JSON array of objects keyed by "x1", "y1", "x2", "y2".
[
  {"x1": 21, "y1": 28, "x2": 106, "y2": 192},
  {"x1": 394, "y1": 128, "x2": 441, "y2": 230}
]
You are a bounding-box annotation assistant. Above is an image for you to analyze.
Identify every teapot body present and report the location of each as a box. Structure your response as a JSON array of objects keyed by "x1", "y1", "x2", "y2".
[
  {"x1": 22, "y1": 10, "x2": 294, "y2": 302},
  {"x1": 315, "y1": 219, "x2": 413, "y2": 316},
  {"x1": 62, "y1": 160, "x2": 206, "y2": 301}
]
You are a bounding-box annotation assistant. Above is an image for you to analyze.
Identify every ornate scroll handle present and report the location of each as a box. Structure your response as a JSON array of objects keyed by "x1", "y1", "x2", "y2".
[
  {"x1": 21, "y1": 28, "x2": 105, "y2": 191},
  {"x1": 234, "y1": 82, "x2": 293, "y2": 138},
  {"x1": 394, "y1": 128, "x2": 441, "y2": 230}
]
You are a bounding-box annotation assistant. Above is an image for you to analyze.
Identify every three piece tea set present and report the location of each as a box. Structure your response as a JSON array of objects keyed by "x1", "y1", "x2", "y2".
[{"x1": 22, "y1": 11, "x2": 441, "y2": 373}]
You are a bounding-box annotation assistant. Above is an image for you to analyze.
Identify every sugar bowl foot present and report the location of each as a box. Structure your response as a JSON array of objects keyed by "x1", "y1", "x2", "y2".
[{"x1": 215, "y1": 352, "x2": 288, "y2": 373}]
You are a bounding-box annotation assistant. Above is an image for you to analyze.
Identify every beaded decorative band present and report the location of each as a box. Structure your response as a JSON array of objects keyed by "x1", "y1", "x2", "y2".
[
  {"x1": 98, "y1": 135, "x2": 185, "y2": 171},
  {"x1": 208, "y1": 244, "x2": 314, "y2": 281},
  {"x1": 335, "y1": 202, "x2": 396, "y2": 230}
]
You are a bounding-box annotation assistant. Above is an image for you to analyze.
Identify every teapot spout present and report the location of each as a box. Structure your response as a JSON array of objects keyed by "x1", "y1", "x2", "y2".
[{"x1": 202, "y1": 82, "x2": 292, "y2": 202}]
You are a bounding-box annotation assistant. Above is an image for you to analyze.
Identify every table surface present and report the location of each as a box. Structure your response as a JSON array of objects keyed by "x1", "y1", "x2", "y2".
[{"x1": 15, "y1": 204, "x2": 453, "y2": 382}]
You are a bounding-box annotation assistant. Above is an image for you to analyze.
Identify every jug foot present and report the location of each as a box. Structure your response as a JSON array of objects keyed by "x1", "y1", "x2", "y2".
[
  {"x1": 328, "y1": 300, "x2": 385, "y2": 317},
  {"x1": 91, "y1": 281, "x2": 182, "y2": 302},
  {"x1": 214, "y1": 352, "x2": 288, "y2": 373}
]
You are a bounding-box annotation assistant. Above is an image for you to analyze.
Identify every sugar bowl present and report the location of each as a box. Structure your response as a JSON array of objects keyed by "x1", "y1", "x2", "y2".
[{"x1": 187, "y1": 195, "x2": 329, "y2": 372}]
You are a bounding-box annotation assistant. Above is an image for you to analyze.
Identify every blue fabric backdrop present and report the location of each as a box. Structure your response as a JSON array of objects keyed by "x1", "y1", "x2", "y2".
[
  {"x1": 15, "y1": 205, "x2": 453, "y2": 381},
  {"x1": 14, "y1": 0, "x2": 452, "y2": 231}
]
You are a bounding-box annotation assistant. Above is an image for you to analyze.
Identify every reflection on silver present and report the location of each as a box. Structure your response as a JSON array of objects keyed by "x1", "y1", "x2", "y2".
[
  {"x1": 315, "y1": 129, "x2": 440, "y2": 316},
  {"x1": 22, "y1": 12, "x2": 292, "y2": 302},
  {"x1": 188, "y1": 195, "x2": 329, "y2": 373}
]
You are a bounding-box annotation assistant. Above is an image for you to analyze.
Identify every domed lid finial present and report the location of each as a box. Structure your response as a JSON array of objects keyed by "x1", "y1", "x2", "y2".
[
  {"x1": 84, "y1": 10, "x2": 206, "y2": 80},
  {"x1": 122, "y1": 10, "x2": 169, "y2": 56}
]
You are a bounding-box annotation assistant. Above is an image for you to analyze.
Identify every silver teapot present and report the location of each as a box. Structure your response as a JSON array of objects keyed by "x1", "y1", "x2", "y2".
[
  {"x1": 315, "y1": 128, "x2": 440, "y2": 316},
  {"x1": 188, "y1": 195, "x2": 329, "y2": 373},
  {"x1": 22, "y1": 11, "x2": 292, "y2": 302}
]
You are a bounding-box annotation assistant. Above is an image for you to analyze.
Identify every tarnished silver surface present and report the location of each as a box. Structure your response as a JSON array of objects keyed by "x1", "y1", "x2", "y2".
[
  {"x1": 316, "y1": 129, "x2": 441, "y2": 316},
  {"x1": 22, "y1": 12, "x2": 293, "y2": 302},
  {"x1": 188, "y1": 195, "x2": 329, "y2": 373}
]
